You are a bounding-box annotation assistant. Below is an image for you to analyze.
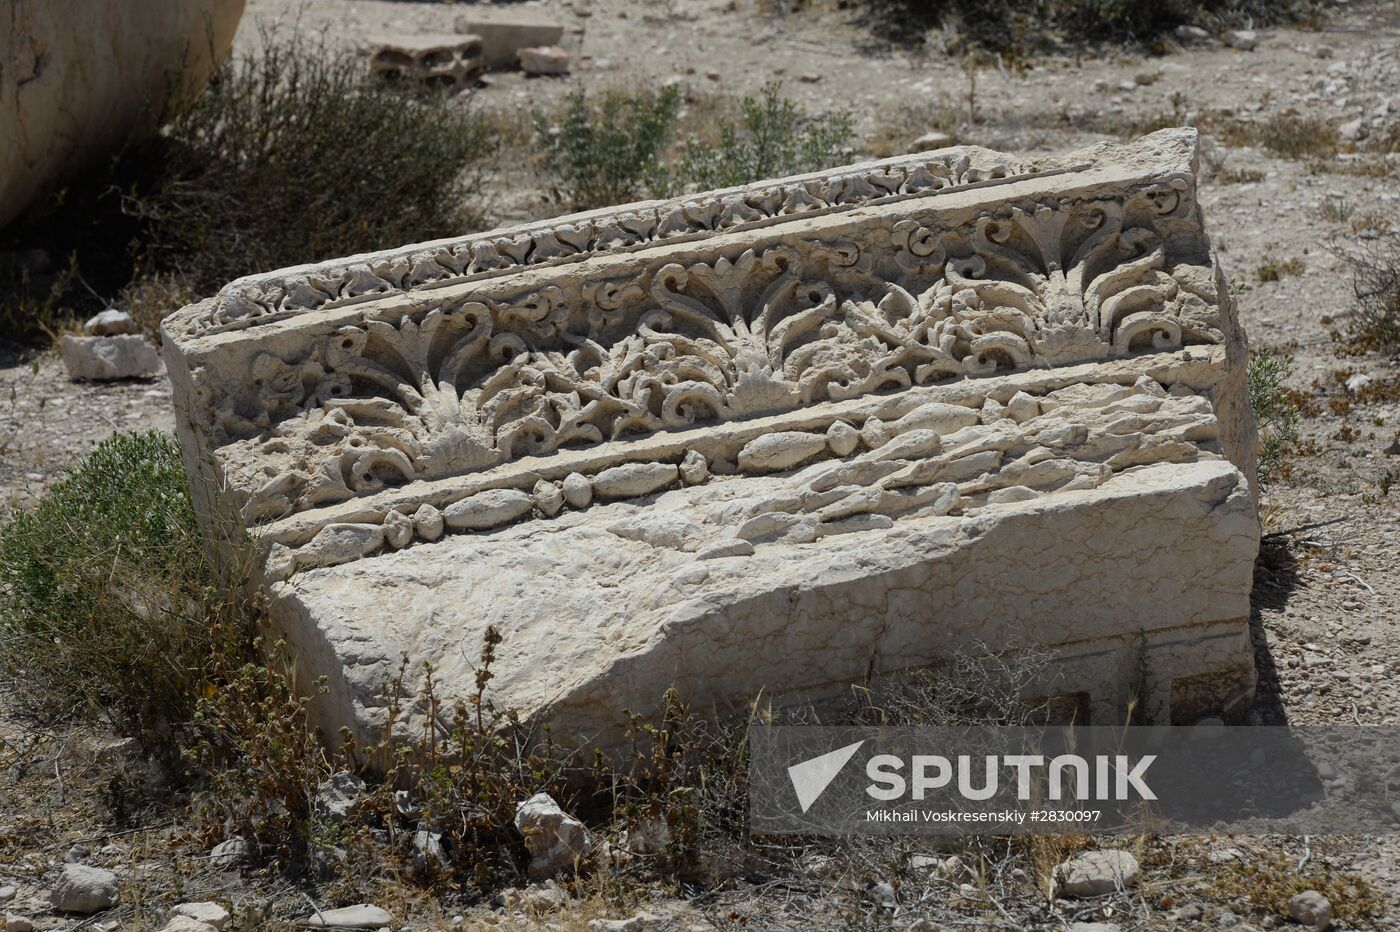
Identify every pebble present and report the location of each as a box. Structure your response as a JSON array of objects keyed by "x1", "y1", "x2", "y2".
[{"x1": 1288, "y1": 890, "x2": 1333, "y2": 929}]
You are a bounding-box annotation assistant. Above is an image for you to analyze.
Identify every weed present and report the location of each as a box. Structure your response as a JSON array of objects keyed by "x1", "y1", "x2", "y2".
[
  {"x1": 534, "y1": 85, "x2": 683, "y2": 211},
  {"x1": 1335, "y1": 230, "x2": 1400, "y2": 353},
  {"x1": 1212, "y1": 847, "x2": 1384, "y2": 924},
  {"x1": 1320, "y1": 195, "x2": 1353, "y2": 223},
  {"x1": 664, "y1": 82, "x2": 853, "y2": 193},
  {"x1": 1248, "y1": 348, "x2": 1301, "y2": 486},
  {"x1": 0, "y1": 432, "x2": 256, "y2": 758},
  {"x1": 1256, "y1": 255, "x2": 1306, "y2": 282},
  {"x1": 1219, "y1": 113, "x2": 1339, "y2": 160}
]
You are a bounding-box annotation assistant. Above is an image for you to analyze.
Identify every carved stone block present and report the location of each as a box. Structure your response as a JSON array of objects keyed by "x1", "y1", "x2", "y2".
[
  {"x1": 162, "y1": 129, "x2": 1259, "y2": 751},
  {"x1": 454, "y1": 9, "x2": 565, "y2": 70},
  {"x1": 363, "y1": 34, "x2": 483, "y2": 90}
]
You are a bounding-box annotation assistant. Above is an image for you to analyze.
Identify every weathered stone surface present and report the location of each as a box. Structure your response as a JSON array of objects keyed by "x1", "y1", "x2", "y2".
[
  {"x1": 163, "y1": 129, "x2": 1259, "y2": 753},
  {"x1": 364, "y1": 34, "x2": 482, "y2": 89},
  {"x1": 60, "y1": 335, "x2": 162, "y2": 381},
  {"x1": 84, "y1": 309, "x2": 137, "y2": 336},
  {"x1": 515, "y1": 793, "x2": 590, "y2": 880},
  {"x1": 304, "y1": 904, "x2": 392, "y2": 928},
  {"x1": 1056, "y1": 850, "x2": 1140, "y2": 897},
  {"x1": 1, "y1": 0, "x2": 245, "y2": 228},
  {"x1": 171, "y1": 902, "x2": 229, "y2": 931},
  {"x1": 454, "y1": 9, "x2": 564, "y2": 69},
  {"x1": 50, "y1": 863, "x2": 119, "y2": 914},
  {"x1": 519, "y1": 45, "x2": 570, "y2": 76}
]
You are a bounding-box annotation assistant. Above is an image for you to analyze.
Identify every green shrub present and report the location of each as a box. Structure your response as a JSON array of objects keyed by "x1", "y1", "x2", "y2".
[
  {"x1": 0, "y1": 431, "x2": 253, "y2": 754},
  {"x1": 665, "y1": 82, "x2": 852, "y2": 192},
  {"x1": 533, "y1": 82, "x2": 852, "y2": 211},
  {"x1": 130, "y1": 29, "x2": 493, "y2": 291},
  {"x1": 1248, "y1": 348, "x2": 1301, "y2": 486},
  {"x1": 534, "y1": 85, "x2": 683, "y2": 211}
]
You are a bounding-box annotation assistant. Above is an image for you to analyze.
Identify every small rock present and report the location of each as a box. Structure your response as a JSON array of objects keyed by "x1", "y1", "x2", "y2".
[
  {"x1": 533, "y1": 479, "x2": 565, "y2": 517},
  {"x1": 305, "y1": 904, "x2": 393, "y2": 928},
  {"x1": 1055, "y1": 849, "x2": 1139, "y2": 897},
  {"x1": 1069, "y1": 924, "x2": 1122, "y2": 932},
  {"x1": 909, "y1": 130, "x2": 954, "y2": 152},
  {"x1": 161, "y1": 917, "x2": 220, "y2": 932},
  {"x1": 60, "y1": 334, "x2": 162, "y2": 381},
  {"x1": 520, "y1": 45, "x2": 570, "y2": 75},
  {"x1": 172, "y1": 902, "x2": 229, "y2": 930},
  {"x1": 314, "y1": 770, "x2": 366, "y2": 825},
  {"x1": 562, "y1": 471, "x2": 593, "y2": 507},
  {"x1": 443, "y1": 488, "x2": 533, "y2": 529},
  {"x1": 382, "y1": 509, "x2": 414, "y2": 550},
  {"x1": 0, "y1": 886, "x2": 14, "y2": 902},
  {"x1": 988, "y1": 485, "x2": 1038, "y2": 504},
  {"x1": 412, "y1": 830, "x2": 447, "y2": 874},
  {"x1": 1339, "y1": 117, "x2": 1366, "y2": 142},
  {"x1": 208, "y1": 836, "x2": 249, "y2": 867},
  {"x1": 797, "y1": 72, "x2": 821, "y2": 83},
  {"x1": 679, "y1": 449, "x2": 709, "y2": 485},
  {"x1": 50, "y1": 863, "x2": 120, "y2": 914},
  {"x1": 1222, "y1": 29, "x2": 1257, "y2": 50},
  {"x1": 5, "y1": 916, "x2": 37, "y2": 932},
  {"x1": 592, "y1": 462, "x2": 678, "y2": 498},
  {"x1": 83, "y1": 309, "x2": 137, "y2": 335},
  {"x1": 1288, "y1": 890, "x2": 1333, "y2": 929},
  {"x1": 737, "y1": 431, "x2": 828, "y2": 472},
  {"x1": 589, "y1": 915, "x2": 660, "y2": 932},
  {"x1": 514, "y1": 792, "x2": 591, "y2": 879},
  {"x1": 65, "y1": 844, "x2": 87, "y2": 863},
  {"x1": 1174, "y1": 24, "x2": 1212, "y2": 42}
]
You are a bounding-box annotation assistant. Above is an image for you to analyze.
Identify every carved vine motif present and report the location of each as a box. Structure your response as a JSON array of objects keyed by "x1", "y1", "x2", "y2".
[
  {"x1": 183, "y1": 151, "x2": 1040, "y2": 337},
  {"x1": 229, "y1": 194, "x2": 1221, "y2": 523}
]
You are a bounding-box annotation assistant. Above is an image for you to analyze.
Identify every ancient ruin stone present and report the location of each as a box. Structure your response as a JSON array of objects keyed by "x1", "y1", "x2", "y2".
[
  {"x1": 162, "y1": 129, "x2": 1259, "y2": 752},
  {"x1": 454, "y1": 9, "x2": 565, "y2": 69},
  {"x1": 0, "y1": 0, "x2": 245, "y2": 228},
  {"x1": 364, "y1": 34, "x2": 483, "y2": 90}
]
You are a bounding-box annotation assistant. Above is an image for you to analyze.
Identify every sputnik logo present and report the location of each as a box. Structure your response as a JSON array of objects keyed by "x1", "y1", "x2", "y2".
[{"x1": 788, "y1": 740, "x2": 864, "y2": 813}]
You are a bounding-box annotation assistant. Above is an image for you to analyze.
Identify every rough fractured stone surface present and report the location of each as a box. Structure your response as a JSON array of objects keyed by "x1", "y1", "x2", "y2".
[
  {"x1": 515, "y1": 793, "x2": 591, "y2": 879},
  {"x1": 60, "y1": 335, "x2": 162, "y2": 381},
  {"x1": 519, "y1": 45, "x2": 570, "y2": 76},
  {"x1": 0, "y1": 0, "x2": 245, "y2": 228},
  {"x1": 363, "y1": 34, "x2": 483, "y2": 89},
  {"x1": 163, "y1": 129, "x2": 1259, "y2": 752},
  {"x1": 50, "y1": 863, "x2": 119, "y2": 914}
]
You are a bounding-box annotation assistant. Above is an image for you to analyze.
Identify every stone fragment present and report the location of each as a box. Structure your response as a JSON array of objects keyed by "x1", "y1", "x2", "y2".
[
  {"x1": 208, "y1": 837, "x2": 248, "y2": 867},
  {"x1": 364, "y1": 34, "x2": 482, "y2": 89},
  {"x1": 1005, "y1": 391, "x2": 1041, "y2": 423},
  {"x1": 305, "y1": 904, "x2": 393, "y2": 928},
  {"x1": 0, "y1": 0, "x2": 244, "y2": 228},
  {"x1": 893, "y1": 402, "x2": 980, "y2": 436},
  {"x1": 592, "y1": 463, "x2": 678, "y2": 498},
  {"x1": 562, "y1": 472, "x2": 594, "y2": 507},
  {"x1": 1055, "y1": 850, "x2": 1140, "y2": 897},
  {"x1": 534, "y1": 479, "x2": 565, "y2": 517},
  {"x1": 520, "y1": 46, "x2": 570, "y2": 76},
  {"x1": 826, "y1": 420, "x2": 860, "y2": 456},
  {"x1": 455, "y1": 9, "x2": 565, "y2": 68},
  {"x1": 1288, "y1": 890, "x2": 1333, "y2": 929},
  {"x1": 60, "y1": 335, "x2": 162, "y2": 381},
  {"x1": 910, "y1": 131, "x2": 954, "y2": 152},
  {"x1": 444, "y1": 489, "x2": 533, "y2": 529},
  {"x1": 161, "y1": 917, "x2": 219, "y2": 932},
  {"x1": 50, "y1": 863, "x2": 119, "y2": 914},
  {"x1": 608, "y1": 513, "x2": 705, "y2": 551},
  {"x1": 1222, "y1": 29, "x2": 1257, "y2": 50},
  {"x1": 515, "y1": 793, "x2": 590, "y2": 879},
  {"x1": 314, "y1": 770, "x2": 366, "y2": 825},
  {"x1": 1174, "y1": 24, "x2": 1212, "y2": 42},
  {"x1": 171, "y1": 902, "x2": 229, "y2": 930},
  {"x1": 738, "y1": 431, "x2": 828, "y2": 472},
  {"x1": 679, "y1": 449, "x2": 709, "y2": 485},
  {"x1": 0, "y1": 886, "x2": 14, "y2": 902},
  {"x1": 5, "y1": 915, "x2": 37, "y2": 932},
  {"x1": 84, "y1": 309, "x2": 137, "y2": 335}
]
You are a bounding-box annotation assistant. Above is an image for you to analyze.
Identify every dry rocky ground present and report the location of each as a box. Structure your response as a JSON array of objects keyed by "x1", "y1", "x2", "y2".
[{"x1": 2, "y1": 0, "x2": 1400, "y2": 929}]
